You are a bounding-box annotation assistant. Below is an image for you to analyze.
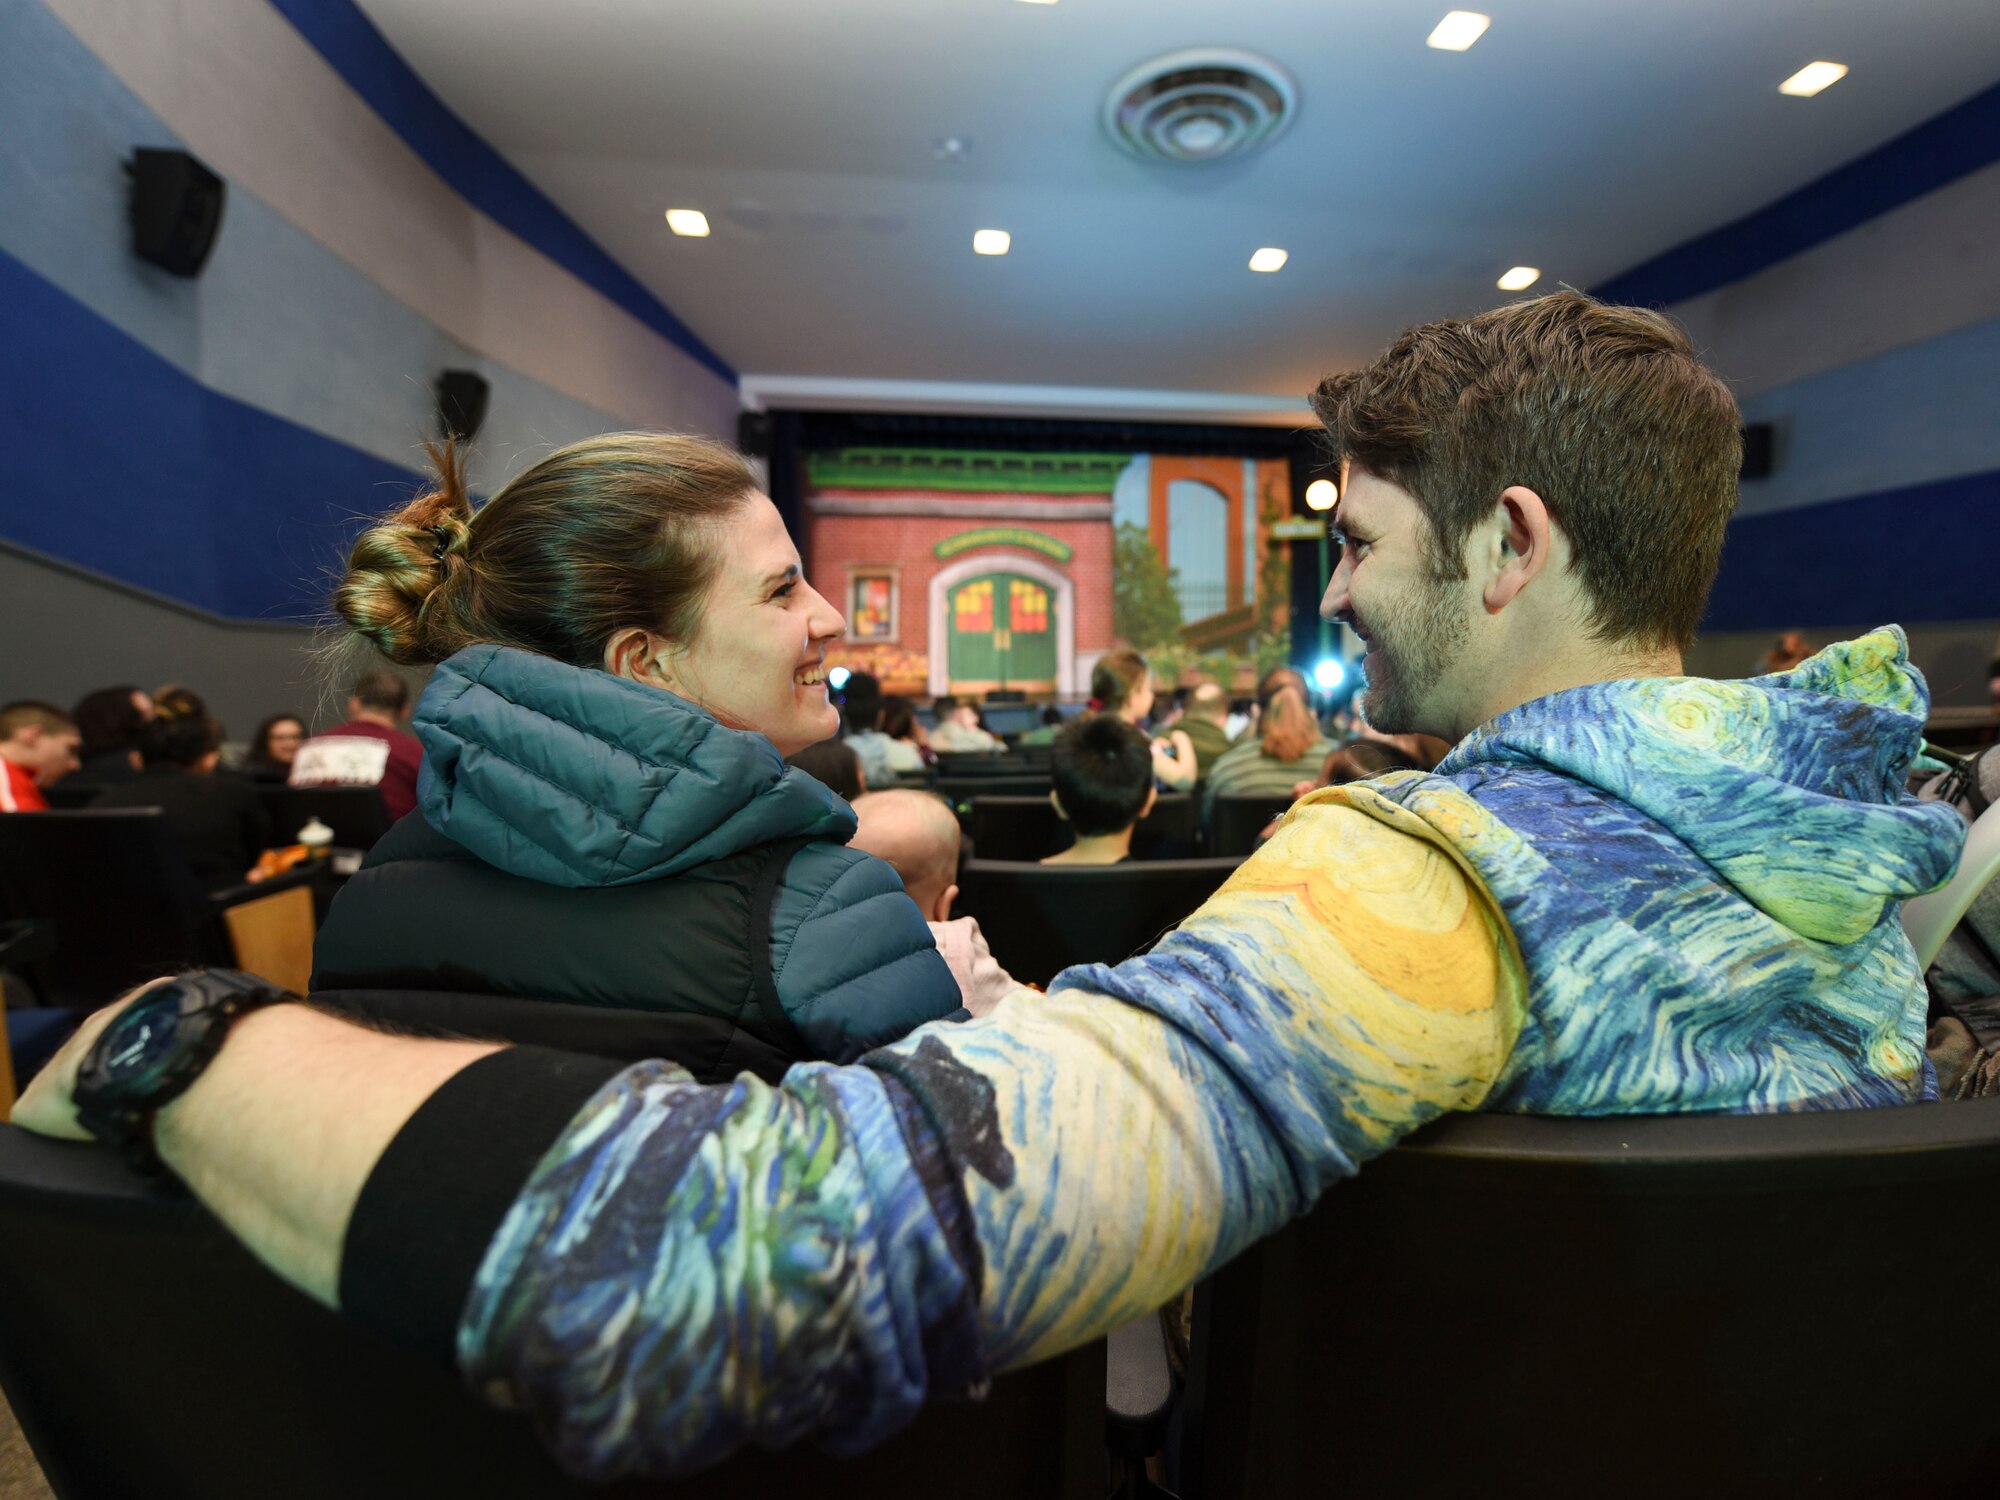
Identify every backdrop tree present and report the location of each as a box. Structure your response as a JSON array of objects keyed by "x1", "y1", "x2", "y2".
[{"x1": 1114, "y1": 522, "x2": 1183, "y2": 650}]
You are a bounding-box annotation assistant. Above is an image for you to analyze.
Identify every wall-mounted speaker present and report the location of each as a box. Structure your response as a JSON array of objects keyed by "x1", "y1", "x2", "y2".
[
  {"x1": 737, "y1": 410, "x2": 774, "y2": 458},
  {"x1": 1740, "y1": 423, "x2": 1775, "y2": 480},
  {"x1": 126, "y1": 148, "x2": 225, "y2": 277},
  {"x1": 435, "y1": 370, "x2": 490, "y2": 443}
]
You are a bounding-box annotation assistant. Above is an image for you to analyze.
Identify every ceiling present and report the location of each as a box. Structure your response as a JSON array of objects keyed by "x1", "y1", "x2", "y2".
[{"x1": 354, "y1": 0, "x2": 2000, "y2": 417}]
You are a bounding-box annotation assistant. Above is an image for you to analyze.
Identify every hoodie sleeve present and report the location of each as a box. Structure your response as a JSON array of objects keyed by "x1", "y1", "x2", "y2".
[
  {"x1": 340, "y1": 796, "x2": 1523, "y2": 1480},
  {"x1": 768, "y1": 841, "x2": 963, "y2": 1059}
]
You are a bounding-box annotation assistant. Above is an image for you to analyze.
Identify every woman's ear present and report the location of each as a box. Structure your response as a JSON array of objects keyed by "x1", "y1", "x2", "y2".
[{"x1": 603, "y1": 628, "x2": 673, "y2": 688}]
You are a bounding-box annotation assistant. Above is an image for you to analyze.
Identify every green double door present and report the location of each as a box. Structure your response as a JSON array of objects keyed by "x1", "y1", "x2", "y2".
[{"x1": 946, "y1": 571, "x2": 1057, "y2": 691}]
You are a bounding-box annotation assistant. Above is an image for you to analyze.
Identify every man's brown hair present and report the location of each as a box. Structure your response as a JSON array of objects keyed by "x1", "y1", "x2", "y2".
[
  {"x1": 0, "y1": 701, "x2": 75, "y2": 741},
  {"x1": 1310, "y1": 290, "x2": 1740, "y2": 652}
]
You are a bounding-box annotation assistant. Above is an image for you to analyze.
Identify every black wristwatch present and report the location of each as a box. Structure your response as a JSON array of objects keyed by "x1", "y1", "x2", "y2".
[{"x1": 73, "y1": 968, "x2": 294, "y2": 1174}]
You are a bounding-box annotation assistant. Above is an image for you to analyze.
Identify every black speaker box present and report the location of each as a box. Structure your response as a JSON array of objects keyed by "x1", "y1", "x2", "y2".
[
  {"x1": 1740, "y1": 423, "x2": 1775, "y2": 480},
  {"x1": 435, "y1": 370, "x2": 490, "y2": 443},
  {"x1": 737, "y1": 410, "x2": 774, "y2": 458},
  {"x1": 127, "y1": 148, "x2": 225, "y2": 278}
]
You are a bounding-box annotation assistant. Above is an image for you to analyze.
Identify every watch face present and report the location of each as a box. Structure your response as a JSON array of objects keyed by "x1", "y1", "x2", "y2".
[{"x1": 99, "y1": 989, "x2": 188, "y2": 1089}]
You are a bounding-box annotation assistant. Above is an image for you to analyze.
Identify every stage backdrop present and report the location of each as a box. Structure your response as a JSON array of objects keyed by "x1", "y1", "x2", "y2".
[{"x1": 804, "y1": 446, "x2": 1297, "y2": 698}]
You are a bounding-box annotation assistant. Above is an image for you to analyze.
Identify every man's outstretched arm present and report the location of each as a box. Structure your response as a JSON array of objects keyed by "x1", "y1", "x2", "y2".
[{"x1": 20, "y1": 790, "x2": 1526, "y2": 1481}]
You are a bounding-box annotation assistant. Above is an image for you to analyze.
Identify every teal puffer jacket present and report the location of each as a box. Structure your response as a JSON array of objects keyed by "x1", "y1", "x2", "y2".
[{"x1": 316, "y1": 644, "x2": 959, "y2": 1065}]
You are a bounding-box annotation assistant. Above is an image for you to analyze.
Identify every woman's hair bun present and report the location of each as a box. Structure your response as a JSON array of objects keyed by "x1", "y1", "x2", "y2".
[{"x1": 333, "y1": 441, "x2": 474, "y2": 666}]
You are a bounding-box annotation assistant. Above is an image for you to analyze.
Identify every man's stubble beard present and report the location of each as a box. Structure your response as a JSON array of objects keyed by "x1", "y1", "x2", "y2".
[{"x1": 1358, "y1": 570, "x2": 1472, "y2": 736}]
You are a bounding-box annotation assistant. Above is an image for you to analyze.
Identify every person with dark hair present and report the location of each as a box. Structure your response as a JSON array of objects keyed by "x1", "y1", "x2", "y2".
[
  {"x1": 94, "y1": 689, "x2": 270, "y2": 889},
  {"x1": 1092, "y1": 649, "x2": 1197, "y2": 789},
  {"x1": 876, "y1": 696, "x2": 930, "y2": 772},
  {"x1": 241, "y1": 714, "x2": 308, "y2": 784},
  {"x1": 837, "y1": 670, "x2": 896, "y2": 786},
  {"x1": 1016, "y1": 703, "x2": 1067, "y2": 747},
  {"x1": 1177, "y1": 682, "x2": 1238, "y2": 781},
  {"x1": 1042, "y1": 715, "x2": 1155, "y2": 865},
  {"x1": 0, "y1": 701, "x2": 80, "y2": 812},
  {"x1": 67, "y1": 685, "x2": 152, "y2": 786},
  {"x1": 785, "y1": 737, "x2": 864, "y2": 802},
  {"x1": 301, "y1": 434, "x2": 960, "y2": 1071},
  {"x1": 292, "y1": 670, "x2": 424, "y2": 820},
  {"x1": 23, "y1": 293, "x2": 1967, "y2": 1484}
]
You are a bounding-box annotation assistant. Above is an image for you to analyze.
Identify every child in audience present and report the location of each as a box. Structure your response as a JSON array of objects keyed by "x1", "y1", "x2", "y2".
[
  {"x1": 1042, "y1": 714, "x2": 1154, "y2": 866},
  {"x1": 0, "y1": 701, "x2": 81, "y2": 812},
  {"x1": 851, "y1": 788, "x2": 1017, "y2": 1014},
  {"x1": 785, "y1": 737, "x2": 865, "y2": 801}
]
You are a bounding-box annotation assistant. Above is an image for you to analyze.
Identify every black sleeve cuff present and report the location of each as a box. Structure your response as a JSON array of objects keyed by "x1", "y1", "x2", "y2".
[{"x1": 338, "y1": 1045, "x2": 626, "y2": 1366}]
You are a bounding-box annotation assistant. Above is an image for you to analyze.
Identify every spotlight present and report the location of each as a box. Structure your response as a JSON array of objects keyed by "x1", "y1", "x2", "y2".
[
  {"x1": 1313, "y1": 659, "x2": 1347, "y2": 692},
  {"x1": 1305, "y1": 478, "x2": 1337, "y2": 511},
  {"x1": 828, "y1": 666, "x2": 852, "y2": 692}
]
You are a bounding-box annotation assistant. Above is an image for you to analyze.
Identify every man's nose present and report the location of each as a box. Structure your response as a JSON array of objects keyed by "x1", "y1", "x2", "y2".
[{"x1": 1320, "y1": 555, "x2": 1352, "y2": 623}]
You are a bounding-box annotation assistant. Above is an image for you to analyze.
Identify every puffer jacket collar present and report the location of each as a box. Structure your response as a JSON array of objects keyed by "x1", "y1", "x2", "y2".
[{"x1": 414, "y1": 644, "x2": 854, "y2": 889}]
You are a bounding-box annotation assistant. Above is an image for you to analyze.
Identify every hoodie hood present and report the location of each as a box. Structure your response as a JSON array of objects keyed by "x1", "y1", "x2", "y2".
[
  {"x1": 1436, "y1": 626, "x2": 1963, "y2": 944},
  {"x1": 413, "y1": 644, "x2": 854, "y2": 888}
]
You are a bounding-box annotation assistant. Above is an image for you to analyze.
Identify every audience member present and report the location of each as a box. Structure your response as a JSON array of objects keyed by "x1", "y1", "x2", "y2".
[
  {"x1": 1016, "y1": 704, "x2": 1066, "y2": 746},
  {"x1": 93, "y1": 689, "x2": 271, "y2": 889},
  {"x1": 928, "y1": 694, "x2": 1000, "y2": 752},
  {"x1": 1093, "y1": 648, "x2": 1198, "y2": 790},
  {"x1": 1203, "y1": 683, "x2": 1338, "y2": 819},
  {"x1": 1917, "y1": 745, "x2": 2000, "y2": 1096},
  {"x1": 1043, "y1": 713, "x2": 1155, "y2": 865},
  {"x1": 292, "y1": 671, "x2": 423, "y2": 820},
  {"x1": 1177, "y1": 682, "x2": 1238, "y2": 781},
  {"x1": 240, "y1": 713, "x2": 307, "y2": 783},
  {"x1": 0, "y1": 701, "x2": 80, "y2": 812},
  {"x1": 24, "y1": 293, "x2": 1969, "y2": 1484},
  {"x1": 67, "y1": 685, "x2": 152, "y2": 787},
  {"x1": 1756, "y1": 632, "x2": 1816, "y2": 675},
  {"x1": 850, "y1": 788, "x2": 1017, "y2": 1016},
  {"x1": 877, "y1": 697, "x2": 931, "y2": 771},
  {"x1": 304, "y1": 435, "x2": 960, "y2": 1075},
  {"x1": 837, "y1": 670, "x2": 896, "y2": 787},
  {"x1": 786, "y1": 737, "x2": 865, "y2": 802}
]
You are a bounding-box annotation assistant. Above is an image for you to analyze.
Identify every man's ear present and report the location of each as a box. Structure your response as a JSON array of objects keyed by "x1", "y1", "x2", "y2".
[
  {"x1": 1483, "y1": 485, "x2": 1554, "y2": 615},
  {"x1": 603, "y1": 627, "x2": 672, "y2": 688},
  {"x1": 929, "y1": 882, "x2": 959, "y2": 923}
]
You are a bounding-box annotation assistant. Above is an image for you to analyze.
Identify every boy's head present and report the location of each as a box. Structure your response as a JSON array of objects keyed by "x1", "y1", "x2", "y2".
[
  {"x1": 0, "y1": 701, "x2": 82, "y2": 785},
  {"x1": 1051, "y1": 714, "x2": 1155, "y2": 838},
  {"x1": 850, "y1": 788, "x2": 961, "y2": 921}
]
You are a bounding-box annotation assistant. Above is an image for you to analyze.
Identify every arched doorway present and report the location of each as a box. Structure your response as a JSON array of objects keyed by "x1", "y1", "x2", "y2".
[{"x1": 928, "y1": 553, "x2": 1075, "y2": 696}]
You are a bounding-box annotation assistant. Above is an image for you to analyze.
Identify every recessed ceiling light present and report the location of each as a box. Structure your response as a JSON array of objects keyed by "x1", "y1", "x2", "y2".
[
  {"x1": 1497, "y1": 265, "x2": 1541, "y2": 291},
  {"x1": 1016, "y1": 0, "x2": 1059, "y2": 5},
  {"x1": 664, "y1": 209, "x2": 710, "y2": 237},
  {"x1": 1248, "y1": 247, "x2": 1289, "y2": 273},
  {"x1": 1779, "y1": 61, "x2": 1848, "y2": 97},
  {"x1": 1305, "y1": 479, "x2": 1338, "y2": 511},
  {"x1": 973, "y1": 228, "x2": 1011, "y2": 256},
  {"x1": 1426, "y1": 11, "x2": 1490, "y2": 51}
]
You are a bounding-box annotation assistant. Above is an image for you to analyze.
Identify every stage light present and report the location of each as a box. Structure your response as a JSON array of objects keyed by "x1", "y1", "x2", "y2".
[
  {"x1": 1779, "y1": 61, "x2": 1847, "y2": 96},
  {"x1": 665, "y1": 208, "x2": 710, "y2": 237},
  {"x1": 973, "y1": 228, "x2": 1011, "y2": 255},
  {"x1": 1305, "y1": 478, "x2": 1337, "y2": 511},
  {"x1": 1248, "y1": 246, "x2": 1289, "y2": 273},
  {"x1": 1497, "y1": 265, "x2": 1540, "y2": 291},
  {"x1": 1313, "y1": 659, "x2": 1347, "y2": 692},
  {"x1": 1426, "y1": 11, "x2": 1490, "y2": 51}
]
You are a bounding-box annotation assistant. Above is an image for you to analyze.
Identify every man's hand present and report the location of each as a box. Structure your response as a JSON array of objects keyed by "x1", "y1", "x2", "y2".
[{"x1": 13, "y1": 976, "x2": 175, "y2": 1139}]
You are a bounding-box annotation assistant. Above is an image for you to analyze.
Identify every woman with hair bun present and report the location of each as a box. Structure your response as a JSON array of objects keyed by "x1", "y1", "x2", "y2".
[
  {"x1": 310, "y1": 435, "x2": 960, "y2": 1080},
  {"x1": 1090, "y1": 648, "x2": 1198, "y2": 790},
  {"x1": 95, "y1": 688, "x2": 272, "y2": 890}
]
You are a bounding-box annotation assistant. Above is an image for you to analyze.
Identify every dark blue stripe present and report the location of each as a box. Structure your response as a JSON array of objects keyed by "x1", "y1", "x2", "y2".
[
  {"x1": 1703, "y1": 468, "x2": 2000, "y2": 631},
  {"x1": 1595, "y1": 78, "x2": 2000, "y2": 308},
  {"x1": 264, "y1": 0, "x2": 735, "y2": 385},
  {"x1": 0, "y1": 244, "x2": 422, "y2": 621}
]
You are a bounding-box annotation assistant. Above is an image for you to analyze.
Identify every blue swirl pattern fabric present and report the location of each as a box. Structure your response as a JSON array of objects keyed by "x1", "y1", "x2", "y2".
[{"x1": 457, "y1": 628, "x2": 1964, "y2": 1479}]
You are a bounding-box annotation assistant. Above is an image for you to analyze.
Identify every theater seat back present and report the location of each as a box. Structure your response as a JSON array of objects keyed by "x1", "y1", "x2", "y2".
[
  {"x1": 958, "y1": 856, "x2": 1241, "y2": 989},
  {"x1": 969, "y1": 794, "x2": 1200, "y2": 862},
  {"x1": 0, "y1": 1124, "x2": 1103, "y2": 1500},
  {"x1": 1181, "y1": 1099, "x2": 2000, "y2": 1499},
  {"x1": 259, "y1": 784, "x2": 395, "y2": 853}
]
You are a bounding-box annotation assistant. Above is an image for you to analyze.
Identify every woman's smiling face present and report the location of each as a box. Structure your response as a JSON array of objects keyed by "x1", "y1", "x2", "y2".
[{"x1": 659, "y1": 492, "x2": 846, "y2": 756}]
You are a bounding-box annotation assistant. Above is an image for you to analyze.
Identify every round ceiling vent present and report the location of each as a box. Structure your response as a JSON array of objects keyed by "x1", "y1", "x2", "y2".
[{"x1": 1102, "y1": 48, "x2": 1297, "y2": 165}]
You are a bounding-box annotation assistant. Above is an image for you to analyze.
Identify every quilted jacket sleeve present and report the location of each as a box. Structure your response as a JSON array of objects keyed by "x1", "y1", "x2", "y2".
[{"x1": 768, "y1": 842, "x2": 964, "y2": 1060}]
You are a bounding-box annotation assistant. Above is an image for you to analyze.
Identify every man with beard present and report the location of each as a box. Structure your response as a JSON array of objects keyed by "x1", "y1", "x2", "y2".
[{"x1": 19, "y1": 292, "x2": 1966, "y2": 1481}]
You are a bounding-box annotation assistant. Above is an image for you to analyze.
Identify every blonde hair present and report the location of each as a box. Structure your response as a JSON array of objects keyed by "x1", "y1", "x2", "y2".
[
  {"x1": 333, "y1": 434, "x2": 758, "y2": 668},
  {"x1": 1259, "y1": 685, "x2": 1318, "y2": 763}
]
